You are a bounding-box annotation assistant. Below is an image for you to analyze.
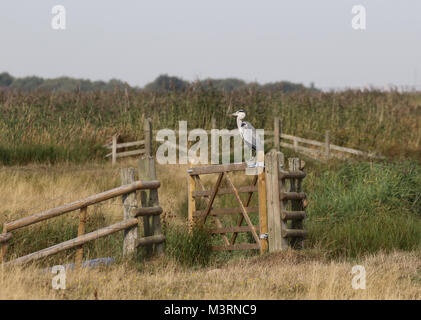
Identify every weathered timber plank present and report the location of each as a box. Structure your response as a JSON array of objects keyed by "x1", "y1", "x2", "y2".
[
  {"x1": 188, "y1": 175, "x2": 196, "y2": 230},
  {"x1": 258, "y1": 170, "x2": 268, "y2": 254},
  {"x1": 201, "y1": 172, "x2": 224, "y2": 224},
  {"x1": 281, "y1": 134, "x2": 325, "y2": 147},
  {"x1": 212, "y1": 243, "x2": 260, "y2": 251},
  {"x1": 134, "y1": 206, "x2": 163, "y2": 217},
  {"x1": 279, "y1": 171, "x2": 306, "y2": 179},
  {"x1": 116, "y1": 149, "x2": 146, "y2": 158},
  {"x1": 136, "y1": 234, "x2": 166, "y2": 247},
  {"x1": 4, "y1": 180, "x2": 160, "y2": 232},
  {"x1": 116, "y1": 140, "x2": 145, "y2": 149},
  {"x1": 209, "y1": 225, "x2": 259, "y2": 234},
  {"x1": 121, "y1": 168, "x2": 138, "y2": 256},
  {"x1": 75, "y1": 206, "x2": 87, "y2": 267},
  {"x1": 0, "y1": 233, "x2": 12, "y2": 244},
  {"x1": 282, "y1": 229, "x2": 308, "y2": 238},
  {"x1": 281, "y1": 211, "x2": 306, "y2": 220},
  {"x1": 193, "y1": 207, "x2": 259, "y2": 217},
  {"x1": 192, "y1": 185, "x2": 258, "y2": 197},
  {"x1": 188, "y1": 163, "x2": 248, "y2": 175},
  {"x1": 4, "y1": 219, "x2": 138, "y2": 266}
]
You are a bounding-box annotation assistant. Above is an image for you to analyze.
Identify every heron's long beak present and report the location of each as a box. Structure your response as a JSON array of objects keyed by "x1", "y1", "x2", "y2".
[{"x1": 231, "y1": 112, "x2": 237, "y2": 117}]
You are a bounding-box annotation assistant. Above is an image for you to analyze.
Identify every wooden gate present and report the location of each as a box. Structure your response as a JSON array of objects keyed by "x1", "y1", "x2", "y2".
[
  {"x1": 187, "y1": 150, "x2": 308, "y2": 254},
  {"x1": 187, "y1": 163, "x2": 268, "y2": 253}
]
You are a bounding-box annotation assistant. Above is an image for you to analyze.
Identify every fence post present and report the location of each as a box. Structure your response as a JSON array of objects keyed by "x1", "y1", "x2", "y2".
[
  {"x1": 121, "y1": 168, "x2": 138, "y2": 256},
  {"x1": 288, "y1": 158, "x2": 304, "y2": 248},
  {"x1": 144, "y1": 118, "x2": 152, "y2": 157},
  {"x1": 325, "y1": 130, "x2": 330, "y2": 160},
  {"x1": 265, "y1": 150, "x2": 288, "y2": 252},
  {"x1": 258, "y1": 169, "x2": 268, "y2": 254},
  {"x1": 112, "y1": 135, "x2": 117, "y2": 166},
  {"x1": 75, "y1": 206, "x2": 87, "y2": 267},
  {"x1": 293, "y1": 138, "x2": 298, "y2": 153},
  {"x1": 138, "y1": 155, "x2": 163, "y2": 254},
  {"x1": 279, "y1": 118, "x2": 282, "y2": 148},
  {"x1": 0, "y1": 226, "x2": 8, "y2": 263},
  {"x1": 188, "y1": 175, "x2": 196, "y2": 232},
  {"x1": 274, "y1": 117, "x2": 280, "y2": 152}
]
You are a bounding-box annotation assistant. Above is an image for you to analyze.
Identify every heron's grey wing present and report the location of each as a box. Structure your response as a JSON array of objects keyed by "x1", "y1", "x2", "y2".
[{"x1": 241, "y1": 121, "x2": 259, "y2": 151}]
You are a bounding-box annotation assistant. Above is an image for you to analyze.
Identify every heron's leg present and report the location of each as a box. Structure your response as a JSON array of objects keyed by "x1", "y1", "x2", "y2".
[
  {"x1": 244, "y1": 145, "x2": 256, "y2": 165},
  {"x1": 246, "y1": 156, "x2": 256, "y2": 165},
  {"x1": 256, "y1": 150, "x2": 265, "y2": 168}
]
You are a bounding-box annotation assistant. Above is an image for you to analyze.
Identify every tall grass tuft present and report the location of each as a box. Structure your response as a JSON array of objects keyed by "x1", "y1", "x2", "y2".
[
  {"x1": 305, "y1": 161, "x2": 421, "y2": 258},
  {"x1": 164, "y1": 224, "x2": 212, "y2": 267}
]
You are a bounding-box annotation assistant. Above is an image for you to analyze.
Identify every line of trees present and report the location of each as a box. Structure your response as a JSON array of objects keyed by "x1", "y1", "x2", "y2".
[
  {"x1": 0, "y1": 72, "x2": 317, "y2": 93},
  {"x1": 0, "y1": 72, "x2": 127, "y2": 92},
  {"x1": 144, "y1": 74, "x2": 317, "y2": 93}
]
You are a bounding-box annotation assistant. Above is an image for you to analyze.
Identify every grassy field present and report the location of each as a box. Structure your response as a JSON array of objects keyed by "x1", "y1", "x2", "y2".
[
  {"x1": 1, "y1": 89, "x2": 421, "y2": 165},
  {"x1": 0, "y1": 157, "x2": 420, "y2": 299},
  {"x1": 0, "y1": 89, "x2": 421, "y2": 299},
  {"x1": 2, "y1": 250, "x2": 421, "y2": 299}
]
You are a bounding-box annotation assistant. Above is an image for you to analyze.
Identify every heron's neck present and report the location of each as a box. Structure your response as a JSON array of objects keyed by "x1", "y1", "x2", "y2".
[{"x1": 236, "y1": 117, "x2": 243, "y2": 129}]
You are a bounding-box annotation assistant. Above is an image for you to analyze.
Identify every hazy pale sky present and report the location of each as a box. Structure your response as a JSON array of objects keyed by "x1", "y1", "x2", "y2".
[{"x1": 1, "y1": 0, "x2": 420, "y2": 89}]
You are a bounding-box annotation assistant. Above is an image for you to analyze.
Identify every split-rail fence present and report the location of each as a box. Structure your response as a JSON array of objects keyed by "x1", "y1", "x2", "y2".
[{"x1": 0, "y1": 156, "x2": 164, "y2": 267}]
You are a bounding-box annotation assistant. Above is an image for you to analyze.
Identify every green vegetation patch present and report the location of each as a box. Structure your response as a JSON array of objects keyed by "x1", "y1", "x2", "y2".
[{"x1": 305, "y1": 161, "x2": 421, "y2": 258}]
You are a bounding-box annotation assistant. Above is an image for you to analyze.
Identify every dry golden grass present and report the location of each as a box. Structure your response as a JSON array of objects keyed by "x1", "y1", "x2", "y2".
[
  {"x1": 1, "y1": 250, "x2": 421, "y2": 299},
  {"x1": 1, "y1": 160, "x2": 421, "y2": 300}
]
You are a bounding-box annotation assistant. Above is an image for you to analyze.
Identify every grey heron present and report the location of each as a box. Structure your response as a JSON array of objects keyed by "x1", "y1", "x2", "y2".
[{"x1": 231, "y1": 109, "x2": 264, "y2": 168}]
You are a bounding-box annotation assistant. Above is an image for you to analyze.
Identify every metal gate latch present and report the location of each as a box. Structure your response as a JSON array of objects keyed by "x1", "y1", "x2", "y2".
[{"x1": 259, "y1": 233, "x2": 268, "y2": 240}]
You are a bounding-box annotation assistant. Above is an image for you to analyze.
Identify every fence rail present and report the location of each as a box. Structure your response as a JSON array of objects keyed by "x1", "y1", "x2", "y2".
[
  {"x1": 3, "y1": 219, "x2": 139, "y2": 266},
  {"x1": 1, "y1": 164, "x2": 164, "y2": 266},
  {"x1": 104, "y1": 118, "x2": 153, "y2": 165},
  {"x1": 266, "y1": 118, "x2": 383, "y2": 161},
  {"x1": 3, "y1": 180, "x2": 160, "y2": 232}
]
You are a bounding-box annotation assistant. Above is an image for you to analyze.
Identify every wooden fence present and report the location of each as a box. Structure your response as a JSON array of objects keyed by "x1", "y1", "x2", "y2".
[
  {"x1": 187, "y1": 150, "x2": 308, "y2": 253},
  {"x1": 104, "y1": 117, "x2": 381, "y2": 165},
  {"x1": 105, "y1": 118, "x2": 153, "y2": 165},
  {"x1": 152, "y1": 117, "x2": 382, "y2": 163},
  {"x1": 267, "y1": 118, "x2": 383, "y2": 161},
  {"x1": 0, "y1": 157, "x2": 164, "y2": 266}
]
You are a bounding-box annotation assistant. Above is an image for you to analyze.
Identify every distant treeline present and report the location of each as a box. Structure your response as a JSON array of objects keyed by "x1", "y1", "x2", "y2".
[
  {"x1": 0, "y1": 72, "x2": 127, "y2": 92},
  {"x1": 0, "y1": 72, "x2": 317, "y2": 93},
  {"x1": 144, "y1": 74, "x2": 318, "y2": 93}
]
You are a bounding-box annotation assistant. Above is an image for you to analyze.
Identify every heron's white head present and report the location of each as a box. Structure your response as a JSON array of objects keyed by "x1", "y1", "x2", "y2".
[{"x1": 231, "y1": 109, "x2": 246, "y2": 120}]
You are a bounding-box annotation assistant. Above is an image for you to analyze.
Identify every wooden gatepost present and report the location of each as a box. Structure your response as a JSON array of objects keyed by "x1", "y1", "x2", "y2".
[
  {"x1": 187, "y1": 149, "x2": 307, "y2": 254},
  {"x1": 265, "y1": 150, "x2": 307, "y2": 252}
]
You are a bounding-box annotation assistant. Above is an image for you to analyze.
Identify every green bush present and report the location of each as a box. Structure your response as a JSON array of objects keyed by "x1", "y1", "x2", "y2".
[{"x1": 164, "y1": 225, "x2": 212, "y2": 267}]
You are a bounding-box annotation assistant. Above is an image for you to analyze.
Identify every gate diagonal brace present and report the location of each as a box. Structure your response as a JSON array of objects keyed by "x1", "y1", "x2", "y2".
[
  {"x1": 225, "y1": 174, "x2": 261, "y2": 249},
  {"x1": 201, "y1": 172, "x2": 224, "y2": 225},
  {"x1": 194, "y1": 175, "x2": 230, "y2": 245},
  {"x1": 230, "y1": 174, "x2": 258, "y2": 245}
]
